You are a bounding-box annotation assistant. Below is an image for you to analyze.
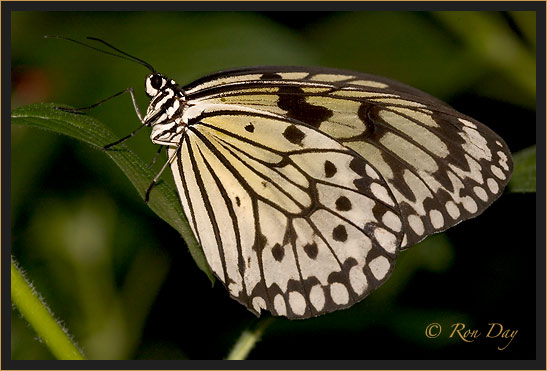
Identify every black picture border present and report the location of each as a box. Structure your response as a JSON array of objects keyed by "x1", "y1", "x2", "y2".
[{"x1": 3, "y1": 2, "x2": 545, "y2": 370}]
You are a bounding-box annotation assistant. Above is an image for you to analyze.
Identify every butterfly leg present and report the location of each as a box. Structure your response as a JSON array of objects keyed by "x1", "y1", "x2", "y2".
[
  {"x1": 103, "y1": 124, "x2": 146, "y2": 150},
  {"x1": 145, "y1": 144, "x2": 181, "y2": 202},
  {"x1": 55, "y1": 87, "x2": 147, "y2": 149},
  {"x1": 147, "y1": 145, "x2": 165, "y2": 169},
  {"x1": 57, "y1": 87, "x2": 144, "y2": 120}
]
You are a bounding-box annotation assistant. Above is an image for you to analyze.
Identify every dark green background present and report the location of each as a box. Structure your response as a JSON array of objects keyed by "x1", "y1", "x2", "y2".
[{"x1": 11, "y1": 11, "x2": 536, "y2": 360}]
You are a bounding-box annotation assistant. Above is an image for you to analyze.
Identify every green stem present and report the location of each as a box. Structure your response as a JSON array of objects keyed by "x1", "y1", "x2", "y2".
[
  {"x1": 226, "y1": 316, "x2": 275, "y2": 360},
  {"x1": 11, "y1": 257, "x2": 86, "y2": 360}
]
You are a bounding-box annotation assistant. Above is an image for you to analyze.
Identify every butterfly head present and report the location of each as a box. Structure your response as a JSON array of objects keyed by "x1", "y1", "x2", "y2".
[
  {"x1": 143, "y1": 73, "x2": 187, "y2": 142},
  {"x1": 145, "y1": 73, "x2": 186, "y2": 99},
  {"x1": 145, "y1": 73, "x2": 168, "y2": 97}
]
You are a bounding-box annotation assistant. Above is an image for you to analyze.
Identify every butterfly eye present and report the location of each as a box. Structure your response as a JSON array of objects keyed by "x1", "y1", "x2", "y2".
[{"x1": 151, "y1": 74, "x2": 163, "y2": 89}]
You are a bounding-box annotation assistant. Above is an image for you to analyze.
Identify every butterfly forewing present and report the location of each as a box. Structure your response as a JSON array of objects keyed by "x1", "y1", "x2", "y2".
[{"x1": 182, "y1": 67, "x2": 513, "y2": 249}]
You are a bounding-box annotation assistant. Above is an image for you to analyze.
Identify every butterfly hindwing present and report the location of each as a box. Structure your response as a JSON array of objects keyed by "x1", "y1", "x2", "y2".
[{"x1": 169, "y1": 108, "x2": 403, "y2": 318}]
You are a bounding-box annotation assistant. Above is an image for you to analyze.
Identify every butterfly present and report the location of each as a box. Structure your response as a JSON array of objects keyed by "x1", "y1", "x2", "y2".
[{"x1": 55, "y1": 37, "x2": 513, "y2": 319}]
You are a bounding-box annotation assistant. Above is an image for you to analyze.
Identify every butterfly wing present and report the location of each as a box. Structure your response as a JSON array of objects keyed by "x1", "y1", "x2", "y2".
[
  {"x1": 183, "y1": 66, "x2": 513, "y2": 248},
  {"x1": 169, "y1": 106, "x2": 403, "y2": 318}
]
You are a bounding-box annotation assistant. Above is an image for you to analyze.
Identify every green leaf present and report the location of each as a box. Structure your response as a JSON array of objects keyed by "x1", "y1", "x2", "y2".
[
  {"x1": 11, "y1": 103, "x2": 214, "y2": 284},
  {"x1": 508, "y1": 145, "x2": 536, "y2": 193}
]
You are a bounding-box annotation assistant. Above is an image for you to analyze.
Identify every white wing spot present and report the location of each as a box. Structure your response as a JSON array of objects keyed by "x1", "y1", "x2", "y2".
[
  {"x1": 460, "y1": 127, "x2": 492, "y2": 161},
  {"x1": 370, "y1": 183, "x2": 394, "y2": 206},
  {"x1": 278, "y1": 72, "x2": 309, "y2": 80},
  {"x1": 252, "y1": 297, "x2": 266, "y2": 313},
  {"x1": 496, "y1": 140, "x2": 503, "y2": 147},
  {"x1": 288, "y1": 291, "x2": 306, "y2": 316},
  {"x1": 381, "y1": 132, "x2": 439, "y2": 173},
  {"x1": 365, "y1": 164, "x2": 380, "y2": 180},
  {"x1": 274, "y1": 294, "x2": 286, "y2": 316},
  {"x1": 349, "y1": 266, "x2": 368, "y2": 295},
  {"x1": 374, "y1": 228, "x2": 397, "y2": 254},
  {"x1": 350, "y1": 80, "x2": 389, "y2": 88},
  {"x1": 369, "y1": 256, "x2": 390, "y2": 281},
  {"x1": 391, "y1": 107, "x2": 439, "y2": 127},
  {"x1": 382, "y1": 210, "x2": 402, "y2": 232},
  {"x1": 487, "y1": 178, "x2": 499, "y2": 194},
  {"x1": 370, "y1": 98, "x2": 426, "y2": 108},
  {"x1": 491, "y1": 165, "x2": 506, "y2": 180},
  {"x1": 309, "y1": 285, "x2": 325, "y2": 311},
  {"x1": 445, "y1": 200, "x2": 461, "y2": 219},
  {"x1": 497, "y1": 151, "x2": 509, "y2": 171},
  {"x1": 459, "y1": 118, "x2": 477, "y2": 129},
  {"x1": 228, "y1": 282, "x2": 241, "y2": 296},
  {"x1": 462, "y1": 196, "x2": 478, "y2": 213},
  {"x1": 429, "y1": 209, "x2": 444, "y2": 229},
  {"x1": 310, "y1": 73, "x2": 354, "y2": 82},
  {"x1": 330, "y1": 282, "x2": 350, "y2": 305},
  {"x1": 333, "y1": 90, "x2": 398, "y2": 99},
  {"x1": 408, "y1": 214, "x2": 425, "y2": 235},
  {"x1": 473, "y1": 186, "x2": 488, "y2": 202},
  {"x1": 379, "y1": 110, "x2": 449, "y2": 158}
]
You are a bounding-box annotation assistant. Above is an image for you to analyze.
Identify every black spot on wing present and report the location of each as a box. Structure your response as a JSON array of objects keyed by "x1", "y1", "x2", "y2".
[
  {"x1": 353, "y1": 178, "x2": 369, "y2": 194},
  {"x1": 253, "y1": 233, "x2": 268, "y2": 253},
  {"x1": 335, "y1": 196, "x2": 352, "y2": 211},
  {"x1": 245, "y1": 123, "x2": 255, "y2": 133},
  {"x1": 324, "y1": 160, "x2": 337, "y2": 178},
  {"x1": 349, "y1": 157, "x2": 367, "y2": 175},
  {"x1": 303, "y1": 242, "x2": 318, "y2": 259},
  {"x1": 261, "y1": 72, "x2": 282, "y2": 80},
  {"x1": 348, "y1": 157, "x2": 372, "y2": 194},
  {"x1": 332, "y1": 224, "x2": 348, "y2": 242},
  {"x1": 272, "y1": 243, "x2": 284, "y2": 262},
  {"x1": 354, "y1": 103, "x2": 380, "y2": 140},
  {"x1": 283, "y1": 125, "x2": 306, "y2": 146},
  {"x1": 277, "y1": 86, "x2": 332, "y2": 128}
]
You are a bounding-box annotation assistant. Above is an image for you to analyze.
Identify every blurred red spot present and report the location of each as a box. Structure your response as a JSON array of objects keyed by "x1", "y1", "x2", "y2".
[{"x1": 12, "y1": 68, "x2": 51, "y2": 107}]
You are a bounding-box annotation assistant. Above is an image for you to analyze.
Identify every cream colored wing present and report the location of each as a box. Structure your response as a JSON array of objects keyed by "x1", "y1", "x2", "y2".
[
  {"x1": 184, "y1": 66, "x2": 513, "y2": 248},
  {"x1": 169, "y1": 109, "x2": 404, "y2": 318}
]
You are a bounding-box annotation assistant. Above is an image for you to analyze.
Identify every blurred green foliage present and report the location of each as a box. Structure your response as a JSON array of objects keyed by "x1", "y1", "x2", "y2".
[
  {"x1": 11, "y1": 11, "x2": 536, "y2": 360},
  {"x1": 509, "y1": 145, "x2": 536, "y2": 193},
  {"x1": 11, "y1": 103, "x2": 212, "y2": 281}
]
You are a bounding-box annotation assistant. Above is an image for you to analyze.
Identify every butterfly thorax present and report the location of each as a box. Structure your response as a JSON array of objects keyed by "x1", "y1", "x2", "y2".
[{"x1": 144, "y1": 73, "x2": 188, "y2": 147}]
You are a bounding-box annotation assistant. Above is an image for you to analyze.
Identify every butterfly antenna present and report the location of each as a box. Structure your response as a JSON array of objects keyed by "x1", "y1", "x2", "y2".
[{"x1": 44, "y1": 35, "x2": 155, "y2": 73}]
